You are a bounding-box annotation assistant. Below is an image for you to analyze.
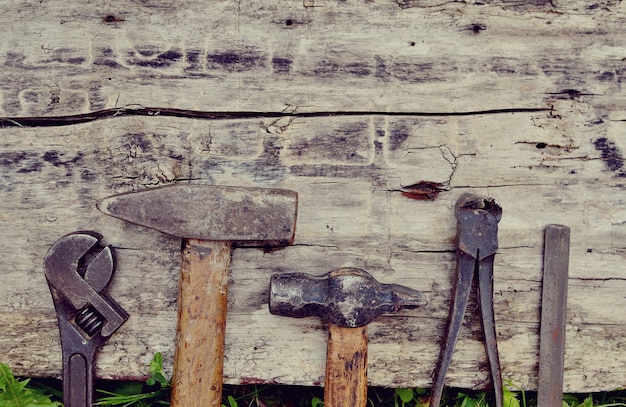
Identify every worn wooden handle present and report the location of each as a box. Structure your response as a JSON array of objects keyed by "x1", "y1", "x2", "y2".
[
  {"x1": 324, "y1": 324, "x2": 368, "y2": 407},
  {"x1": 170, "y1": 239, "x2": 232, "y2": 407}
]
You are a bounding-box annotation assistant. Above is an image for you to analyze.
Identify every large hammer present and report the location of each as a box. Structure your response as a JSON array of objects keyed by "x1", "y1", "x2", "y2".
[
  {"x1": 98, "y1": 184, "x2": 297, "y2": 406},
  {"x1": 269, "y1": 268, "x2": 426, "y2": 407}
]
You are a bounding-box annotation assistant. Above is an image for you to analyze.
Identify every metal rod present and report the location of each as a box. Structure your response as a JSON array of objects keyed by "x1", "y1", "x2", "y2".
[{"x1": 537, "y1": 224, "x2": 570, "y2": 407}]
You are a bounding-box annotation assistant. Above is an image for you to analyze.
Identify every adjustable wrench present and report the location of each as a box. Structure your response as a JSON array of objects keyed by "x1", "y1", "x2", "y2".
[
  {"x1": 44, "y1": 232, "x2": 128, "y2": 407},
  {"x1": 430, "y1": 194, "x2": 503, "y2": 407}
]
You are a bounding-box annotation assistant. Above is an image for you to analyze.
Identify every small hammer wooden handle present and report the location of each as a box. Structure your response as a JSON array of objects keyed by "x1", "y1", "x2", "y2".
[
  {"x1": 325, "y1": 324, "x2": 368, "y2": 407},
  {"x1": 170, "y1": 239, "x2": 231, "y2": 407}
]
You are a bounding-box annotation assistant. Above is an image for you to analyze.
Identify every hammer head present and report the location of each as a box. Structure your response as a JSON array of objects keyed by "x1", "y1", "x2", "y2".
[
  {"x1": 97, "y1": 185, "x2": 298, "y2": 246},
  {"x1": 269, "y1": 268, "x2": 427, "y2": 328}
]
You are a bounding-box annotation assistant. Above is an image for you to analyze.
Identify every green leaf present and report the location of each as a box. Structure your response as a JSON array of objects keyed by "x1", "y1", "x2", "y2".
[
  {"x1": 311, "y1": 396, "x2": 324, "y2": 407},
  {"x1": 455, "y1": 391, "x2": 487, "y2": 407},
  {"x1": 579, "y1": 395, "x2": 594, "y2": 407},
  {"x1": 396, "y1": 388, "x2": 414, "y2": 403},
  {"x1": 148, "y1": 353, "x2": 162, "y2": 376},
  {"x1": 0, "y1": 363, "x2": 62, "y2": 407},
  {"x1": 563, "y1": 394, "x2": 580, "y2": 407},
  {"x1": 95, "y1": 388, "x2": 169, "y2": 406},
  {"x1": 146, "y1": 353, "x2": 169, "y2": 389},
  {"x1": 114, "y1": 381, "x2": 146, "y2": 396},
  {"x1": 226, "y1": 395, "x2": 238, "y2": 407},
  {"x1": 503, "y1": 386, "x2": 521, "y2": 407}
]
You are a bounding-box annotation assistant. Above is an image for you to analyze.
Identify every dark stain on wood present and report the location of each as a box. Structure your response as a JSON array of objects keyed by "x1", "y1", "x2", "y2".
[
  {"x1": 43, "y1": 151, "x2": 85, "y2": 168},
  {"x1": 46, "y1": 49, "x2": 86, "y2": 65},
  {"x1": 94, "y1": 49, "x2": 123, "y2": 69},
  {"x1": 206, "y1": 49, "x2": 266, "y2": 73},
  {"x1": 374, "y1": 56, "x2": 391, "y2": 81},
  {"x1": 239, "y1": 377, "x2": 280, "y2": 385},
  {"x1": 344, "y1": 349, "x2": 366, "y2": 371},
  {"x1": 1, "y1": 150, "x2": 87, "y2": 177},
  {"x1": 289, "y1": 163, "x2": 379, "y2": 179},
  {"x1": 123, "y1": 133, "x2": 152, "y2": 157},
  {"x1": 81, "y1": 169, "x2": 97, "y2": 182},
  {"x1": 390, "y1": 61, "x2": 440, "y2": 83},
  {"x1": 389, "y1": 122, "x2": 410, "y2": 151},
  {"x1": 272, "y1": 57, "x2": 292, "y2": 74},
  {"x1": 488, "y1": 57, "x2": 538, "y2": 77},
  {"x1": 547, "y1": 89, "x2": 593, "y2": 100},
  {"x1": 3, "y1": 51, "x2": 25, "y2": 68},
  {"x1": 312, "y1": 58, "x2": 372, "y2": 78},
  {"x1": 593, "y1": 137, "x2": 625, "y2": 177},
  {"x1": 128, "y1": 48, "x2": 183, "y2": 68},
  {"x1": 102, "y1": 14, "x2": 125, "y2": 24},
  {"x1": 0, "y1": 151, "x2": 42, "y2": 174},
  {"x1": 185, "y1": 49, "x2": 204, "y2": 73},
  {"x1": 468, "y1": 23, "x2": 487, "y2": 34},
  {"x1": 287, "y1": 122, "x2": 370, "y2": 162}
]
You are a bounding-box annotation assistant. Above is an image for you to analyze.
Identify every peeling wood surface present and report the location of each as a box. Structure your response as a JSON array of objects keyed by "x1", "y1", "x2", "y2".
[{"x1": 1, "y1": 0, "x2": 625, "y2": 393}]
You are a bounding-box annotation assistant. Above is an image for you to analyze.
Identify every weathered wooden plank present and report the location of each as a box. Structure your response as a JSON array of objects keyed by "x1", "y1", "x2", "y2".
[
  {"x1": 1, "y1": 0, "x2": 625, "y2": 394},
  {"x1": 2, "y1": 1, "x2": 626, "y2": 117},
  {"x1": 0, "y1": 101, "x2": 624, "y2": 391}
]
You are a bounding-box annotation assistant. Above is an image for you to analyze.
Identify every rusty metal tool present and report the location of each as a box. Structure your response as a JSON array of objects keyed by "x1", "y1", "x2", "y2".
[
  {"x1": 97, "y1": 184, "x2": 298, "y2": 407},
  {"x1": 537, "y1": 224, "x2": 570, "y2": 407},
  {"x1": 44, "y1": 232, "x2": 128, "y2": 407},
  {"x1": 269, "y1": 268, "x2": 427, "y2": 407},
  {"x1": 430, "y1": 193, "x2": 503, "y2": 407}
]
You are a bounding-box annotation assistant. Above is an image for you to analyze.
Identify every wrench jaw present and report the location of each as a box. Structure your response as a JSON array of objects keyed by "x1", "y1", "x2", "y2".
[{"x1": 44, "y1": 232, "x2": 128, "y2": 407}]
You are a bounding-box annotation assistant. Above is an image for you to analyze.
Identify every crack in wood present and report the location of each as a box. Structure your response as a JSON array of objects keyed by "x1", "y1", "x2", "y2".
[{"x1": 0, "y1": 107, "x2": 550, "y2": 128}]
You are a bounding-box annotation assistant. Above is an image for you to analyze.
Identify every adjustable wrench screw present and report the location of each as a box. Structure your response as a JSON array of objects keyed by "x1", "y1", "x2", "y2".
[{"x1": 75, "y1": 305, "x2": 105, "y2": 337}]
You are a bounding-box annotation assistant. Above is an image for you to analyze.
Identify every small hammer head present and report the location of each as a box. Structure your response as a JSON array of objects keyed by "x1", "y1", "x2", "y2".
[
  {"x1": 269, "y1": 268, "x2": 427, "y2": 328},
  {"x1": 97, "y1": 185, "x2": 298, "y2": 246}
]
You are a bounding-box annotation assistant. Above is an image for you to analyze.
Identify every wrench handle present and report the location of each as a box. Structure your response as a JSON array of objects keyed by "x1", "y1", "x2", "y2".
[
  {"x1": 64, "y1": 353, "x2": 94, "y2": 407},
  {"x1": 324, "y1": 324, "x2": 368, "y2": 407},
  {"x1": 171, "y1": 239, "x2": 231, "y2": 407},
  {"x1": 59, "y1": 325, "x2": 99, "y2": 407}
]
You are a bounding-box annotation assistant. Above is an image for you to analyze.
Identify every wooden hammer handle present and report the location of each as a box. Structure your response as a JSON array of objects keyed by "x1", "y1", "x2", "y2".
[
  {"x1": 170, "y1": 239, "x2": 232, "y2": 407},
  {"x1": 325, "y1": 324, "x2": 368, "y2": 407}
]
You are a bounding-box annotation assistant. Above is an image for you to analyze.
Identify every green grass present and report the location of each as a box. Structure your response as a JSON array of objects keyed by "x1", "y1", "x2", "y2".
[{"x1": 1, "y1": 356, "x2": 624, "y2": 407}]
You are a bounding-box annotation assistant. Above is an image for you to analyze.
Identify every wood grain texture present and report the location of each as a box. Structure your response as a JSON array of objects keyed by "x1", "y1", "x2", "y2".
[
  {"x1": 1, "y1": 0, "x2": 626, "y2": 116},
  {"x1": 325, "y1": 325, "x2": 368, "y2": 407},
  {"x1": 171, "y1": 239, "x2": 231, "y2": 407},
  {"x1": 0, "y1": 0, "x2": 624, "y2": 394}
]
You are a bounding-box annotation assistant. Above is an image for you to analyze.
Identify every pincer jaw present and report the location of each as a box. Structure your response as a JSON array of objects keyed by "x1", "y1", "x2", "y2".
[
  {"x1": 455, "y1": 193, "x2": 502, "y2": 222},
  {"x1": 455, "y1": 193, "x2": 502, "y2": 260}
]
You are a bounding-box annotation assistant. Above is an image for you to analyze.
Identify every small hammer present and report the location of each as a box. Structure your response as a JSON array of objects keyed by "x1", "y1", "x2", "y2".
[
  {"x1": 269, "y1": 268, "x2": 426, "y2": 407},
  {"x1": 98, "y1": 184, "x2": 298, "y2": 407}
]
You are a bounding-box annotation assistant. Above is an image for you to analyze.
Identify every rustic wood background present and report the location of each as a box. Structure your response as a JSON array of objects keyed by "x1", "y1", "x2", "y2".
[{"x1": 1, "y1": 0, "x2": 625, "y2": 393}]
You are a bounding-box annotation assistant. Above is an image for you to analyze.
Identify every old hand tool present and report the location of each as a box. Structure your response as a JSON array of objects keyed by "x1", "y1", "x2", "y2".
[
  {"x1": 44, "y1": 232, "x2": 128, "y2": 407},
  {"x1": 537, "y1": 224, "x2": 570, "y2": 407},
  {"x1": 98, "y1": 184, "x2": 298, "y2": 407},
  {"x1": 269, "y1": 268, "x2": 427, "y2": 407},
  {"x1": 430, "y1": 193, "x2": 503, "y2": 407}
]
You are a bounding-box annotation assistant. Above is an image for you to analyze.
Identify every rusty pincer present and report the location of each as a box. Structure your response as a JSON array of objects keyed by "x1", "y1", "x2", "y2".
[{"x1": 430, "y1": 194, "x2": 503, "y2": 407}]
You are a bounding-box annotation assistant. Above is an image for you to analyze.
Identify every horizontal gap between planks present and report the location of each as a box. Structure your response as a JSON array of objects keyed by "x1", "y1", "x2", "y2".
[{"x1": 0, "y1": 106, "x2": 551, "y2": 128}]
